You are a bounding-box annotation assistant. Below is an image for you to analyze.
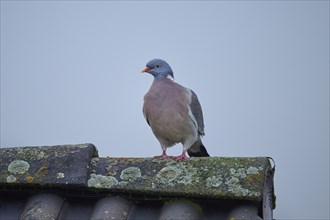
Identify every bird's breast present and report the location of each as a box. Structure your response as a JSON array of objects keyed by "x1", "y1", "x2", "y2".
[
  {"x1": 143, "y1": 79, "x2": 195, "y2": 141},
  {"x1": 143, "y1": 79, "x2": 189, "y2": 121}
]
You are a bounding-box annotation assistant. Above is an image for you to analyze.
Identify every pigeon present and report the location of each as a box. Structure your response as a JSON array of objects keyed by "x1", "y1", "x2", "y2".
[{"x1": 142, "y1": 59, "x2": 209, "y2": 160}]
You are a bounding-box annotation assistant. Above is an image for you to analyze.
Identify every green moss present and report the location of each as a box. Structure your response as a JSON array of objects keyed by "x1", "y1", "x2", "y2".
[{"x1": 245, "y1": 173, "x2": 263, "y2": 186}]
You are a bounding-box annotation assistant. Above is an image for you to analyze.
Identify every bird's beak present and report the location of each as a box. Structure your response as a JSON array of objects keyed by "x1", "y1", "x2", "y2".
[{"x1": 141, "y1": 67, "x2": 151, "y2": 73}]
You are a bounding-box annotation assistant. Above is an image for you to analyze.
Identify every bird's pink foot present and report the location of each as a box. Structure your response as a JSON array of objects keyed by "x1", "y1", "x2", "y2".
[
  {"x1": 154, "y1": 154, "x2": 174, "y2": 159},
  {"x1": 154, "y1": 150, "x2": 174, "y2": 159},
  {"x1": 173, "y1": 150, "x2": 188, "y2": 161}
]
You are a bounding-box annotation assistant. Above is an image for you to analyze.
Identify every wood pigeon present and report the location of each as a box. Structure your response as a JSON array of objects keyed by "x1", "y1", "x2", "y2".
[{"x1": 142, "y1": 59, "x2": 210, "y2": 160}]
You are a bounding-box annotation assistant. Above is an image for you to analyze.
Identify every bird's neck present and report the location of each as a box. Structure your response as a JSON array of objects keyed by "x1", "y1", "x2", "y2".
[{"x1": 154, "y1": 75, "x2": 174, "y2": 81}]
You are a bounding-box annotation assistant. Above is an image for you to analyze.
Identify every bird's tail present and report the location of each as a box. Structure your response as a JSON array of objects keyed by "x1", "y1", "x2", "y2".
[{"x1": 187, "y1": 139, "x2": 210, "y2": 157}]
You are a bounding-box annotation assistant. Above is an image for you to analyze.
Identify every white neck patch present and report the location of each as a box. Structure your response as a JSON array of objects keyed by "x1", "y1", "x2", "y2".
[{"x1": 166, "y1": 75, "x2": 174, "y2": 80}]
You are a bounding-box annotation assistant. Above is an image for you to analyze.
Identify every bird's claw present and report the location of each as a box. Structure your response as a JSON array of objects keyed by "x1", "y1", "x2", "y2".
[
  {"x1": 154, "y1": 154, "x2": 175, "y2": 159},
  {"x1": 154, "y1": 150, "x2": 188, "y2": 160},
  {"x1": 173, "y1": 151, "x2": 188, "y2": 160},
  {"x1": 173, "y1": 155, "x2": 188, "y2": 160},
  {"x1": 154, "y1": 150, "x2": 175, "y2": 159}
]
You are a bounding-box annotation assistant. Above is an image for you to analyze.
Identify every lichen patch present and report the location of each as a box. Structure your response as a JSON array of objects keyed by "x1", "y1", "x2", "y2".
[
  {"x1": 206, "y1": 175, "x2": 223, "y2": 188},
  {"x1": 225, "y1": 176, "x2": 261, "y2": 198},
  {"x1": 37, "y1": 166, "x2": 49, "y2": 176},
  {"x1": 246, "y1": 166, "x2": 259, "y2": 175},
  {"x1": 229, "y1": 168, "x2": 247, "y2": 178},
  {"x1": 226, "y1": 177, "x2": 249, "y2": 197},
  {"x1": 88, "y1": 174, "x2": 118, "y2": 188},
  {"x1": 156, "y1": 166, "x2": 181, "y2": 184},
  {"x1": 8, "y1": 160, "x2": 30, "y2": 174},
  {"x1": 154, "y1": 162, "x2": 200, "y2": 188},
  {"x1": 6, "y1": 175, "x2": 17, "y2": 183},
  {"x1": 120, "y1": 167, "x2": 142, "y2": 182},
  {"x1": 56, "y1": 172, "x2": 65, "y2": 179}
]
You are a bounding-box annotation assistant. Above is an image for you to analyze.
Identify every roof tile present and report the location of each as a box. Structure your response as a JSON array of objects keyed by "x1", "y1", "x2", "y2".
[
  {"x1": 159, "y1": 200, "x2": 202, "y2": 220},
  {"x1": 0, "y1": 144, "x2": 97, "y2": 186},
  {"x1": 0, "y1": 144, "x2": 276, "y2": 219},
  {"x1": 20, "y1": 193, "x2": 64, "y2": 220},
  {"x1": 90, "y1": 197, "x2": 132, "y2": 220}
]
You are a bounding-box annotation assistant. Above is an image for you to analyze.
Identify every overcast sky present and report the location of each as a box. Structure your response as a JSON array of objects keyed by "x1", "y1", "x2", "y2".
[{"x1": 1, "y1": 1, "x2": 329, "y2": 219}]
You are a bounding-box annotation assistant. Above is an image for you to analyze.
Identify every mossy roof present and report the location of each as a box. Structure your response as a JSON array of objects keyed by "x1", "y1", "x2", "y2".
[{"x1": 0, "y1": 144, "x2": 273, "y2": 201}]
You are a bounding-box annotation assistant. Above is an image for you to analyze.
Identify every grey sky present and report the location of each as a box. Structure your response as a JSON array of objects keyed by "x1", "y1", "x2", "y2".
[{"x1": 1, "y1": 1, "x2": 329, "y2": 218}]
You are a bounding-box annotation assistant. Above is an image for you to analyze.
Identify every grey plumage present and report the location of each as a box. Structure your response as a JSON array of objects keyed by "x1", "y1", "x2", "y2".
[
  {"x1": 189, "y1": 90, "x2": 205, "y2": 136},
  {"x1": 142, "y1": 59, "x2": 209, "y2": 160}
]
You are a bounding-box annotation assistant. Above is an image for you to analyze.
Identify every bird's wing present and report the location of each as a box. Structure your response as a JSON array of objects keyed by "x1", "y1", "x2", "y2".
[{"x1": 189, "y1": 90, "x2": 205, "y2": 136}]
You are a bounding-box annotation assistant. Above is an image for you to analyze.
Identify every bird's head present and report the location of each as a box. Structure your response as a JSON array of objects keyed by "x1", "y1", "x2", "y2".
[{"x1": 141, "y1": 59, "x2": 174, "y2": 79}]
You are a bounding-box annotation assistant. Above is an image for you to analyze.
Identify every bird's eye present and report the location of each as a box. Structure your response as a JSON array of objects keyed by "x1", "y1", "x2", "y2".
[{"x1": 156, "y1": 65, "x2": 160, "y2": 68}]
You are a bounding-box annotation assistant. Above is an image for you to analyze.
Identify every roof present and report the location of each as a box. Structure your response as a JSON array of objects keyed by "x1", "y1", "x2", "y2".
[{"x1": 0, "y1": 143, "x2": 276, "y2": 219}]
